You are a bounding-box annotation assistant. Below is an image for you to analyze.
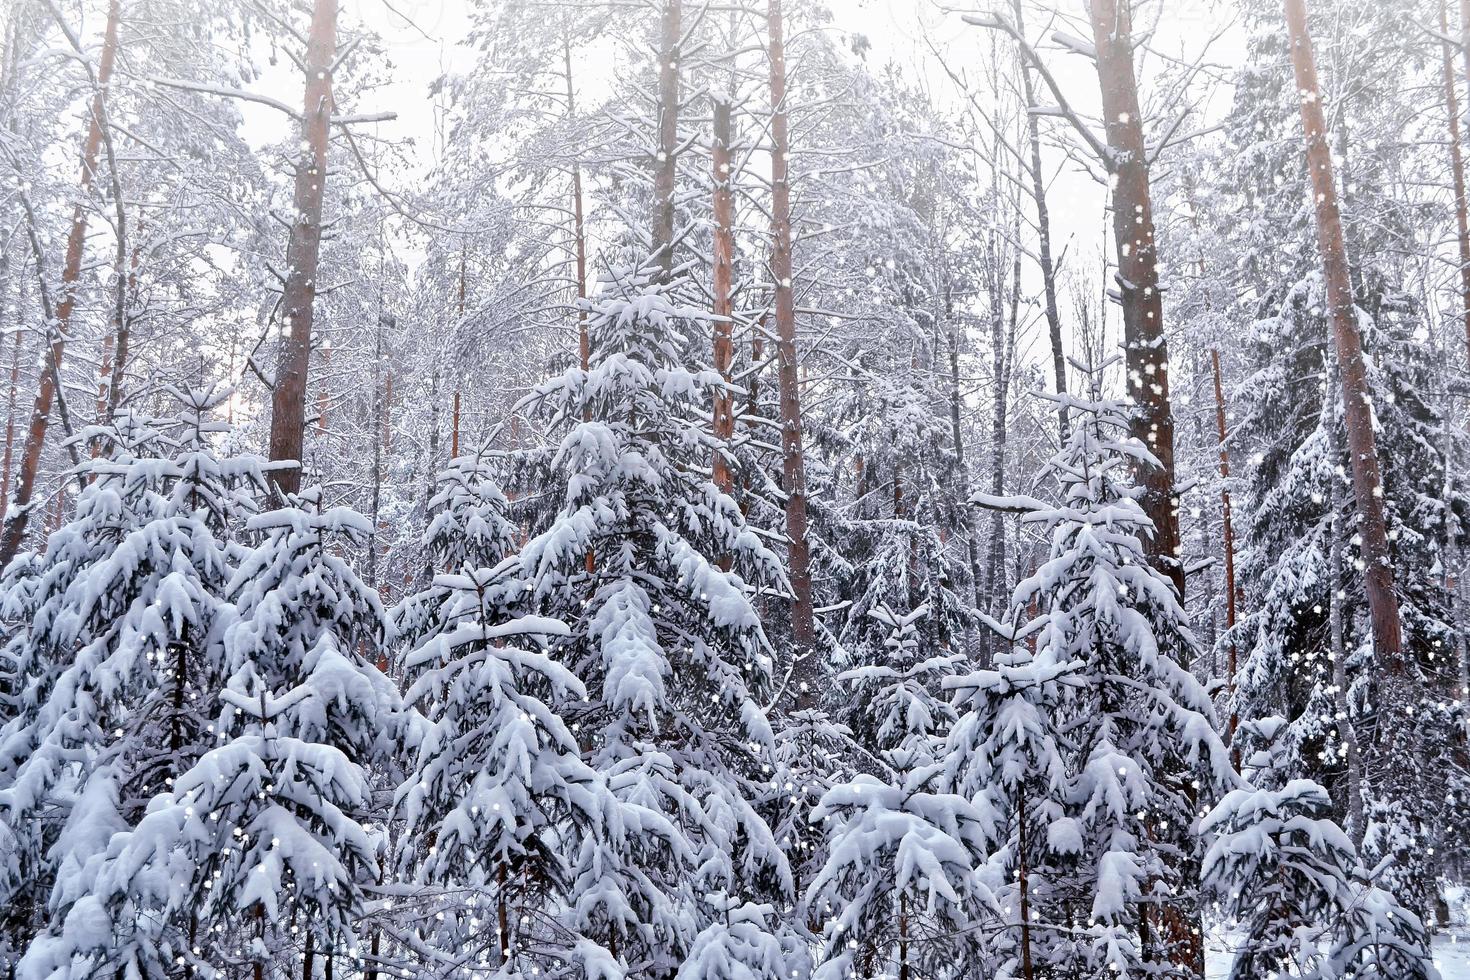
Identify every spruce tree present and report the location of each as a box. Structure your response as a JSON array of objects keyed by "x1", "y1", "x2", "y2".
[
  {"x1": 1203, "y1": 717, "x2": 1438, "y2": 979},
  {"x1": 491, "y1": 266, "x2": 793, "y2": 972},
  {"x1": 838, "y1": 604, "x2": 959, "y2": 759},
  {"x1": 974, "y1": 374, "x2": 1235, "y2": 974},
  {"x1": 396, "y1": 562, "x2": 605, "y2": 975},
  {"x1": 944, "y1": 635, "x2": 1074, "y2": 976},
  {"x1": 7, "y1": 386, "x2": 273, "y2": 977}
]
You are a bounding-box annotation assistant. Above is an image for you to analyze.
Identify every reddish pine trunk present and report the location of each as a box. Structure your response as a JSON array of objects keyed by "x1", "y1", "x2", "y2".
[
  {"x1": 1283, "y1": 0, "x2": 1403, "y2": 664},
  {"x1": 1212, "y1": 349, "x2": 1242, "y2": 767},
  {"x1": 1087, "y1": 0, "x2": 1182, "y2": 596},
  {"x1": 1442, "y1": 0, "x2": 1470, "y2": 362},
  {"x1": 768, "y1": 0, "x2": 816, "y2": 710},
  {"x1": 316, "y1": 337, "x2": 330, "y2": 438},
  {"x1": 0, "y1": 0, "x2": 121, "y2": 566},
  {"x1": 267, "y1": 0, "x2": 337, "y2": 498},
  {"x1": 711, "y1": 98, "x2": 736, "y2": 495},
  {"x1": 651, "y1": 0, "x2": 681, "y2": 279},
  {"x1": 1, "y1": 326, "x2": 21, "y2": 520},
  {"x1": 451, "y1": 391, "x2": 461, "y2": 458}
]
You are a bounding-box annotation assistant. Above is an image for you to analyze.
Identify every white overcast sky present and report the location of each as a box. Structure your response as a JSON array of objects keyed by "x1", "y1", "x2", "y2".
[
  {"x1": 225, "y1": 0, "x2": 1243, "y2": 369},
  {"x1": 237, "y1": 0, "x2": 1242, "y2": 230}
]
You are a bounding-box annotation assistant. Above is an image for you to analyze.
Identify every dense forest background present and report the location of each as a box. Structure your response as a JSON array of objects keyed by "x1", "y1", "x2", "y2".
[{"x1": 0, "y1": 0, "x2": 1468, "y2": 977}]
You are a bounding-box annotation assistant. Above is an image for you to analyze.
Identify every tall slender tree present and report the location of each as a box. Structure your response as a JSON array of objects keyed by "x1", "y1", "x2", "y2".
[
  {"x1": 267, "y1": 0, "x2": 337, "y2": 498},
  {"x1": 767, "y1": 0, "x2": 817, "y2": 710},
  {"x1": 0, "y1": 0, "x2": 121, "y2": 566}
]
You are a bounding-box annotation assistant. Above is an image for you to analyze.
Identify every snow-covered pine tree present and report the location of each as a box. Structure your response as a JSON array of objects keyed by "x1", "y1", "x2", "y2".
[
  {"x1": 837, "y1": 603, "x2": 959, "y2": 759},
  {"x1": 675, "y1": 894, "x2": 806, "y2": 980},
  {"x1": 974, "y1": 369, "x2": 1235, "y2": 975},
  {"x1": 1202, "y1": 716, "x2": 1438, "y2": 979},
  {"x1": 807, "y1": 746, "x2": 996, "y2": 979},
  {"x1": 490, "y1": 265, "x2": 792, "y2": 972},
  {"x1": 185, "y1": 487, "x2": 401, "y2": 977},
  {"x1": 5, "y1": 386, "x2": 273, "y2": 977},
  {"x1": 393, "y1": 447, "x2": 519, "y2": 657},
  {"x1": 943, "y1": 630, "x2": 1075, "y2": 977},
  {"x1": 396, "y1": 564, "x2": 607, "y2": 976}
]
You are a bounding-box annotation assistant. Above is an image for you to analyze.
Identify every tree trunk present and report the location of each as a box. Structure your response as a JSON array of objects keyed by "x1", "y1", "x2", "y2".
[
  {"x1": 1018, "y1": 783, "x2": 1035, "y2": 980},
  {"x1": 651, "y1": 0, "x2": 681, "y2": 280},
  {"x1": 96, "y1": 335, "x2": 113, "y2": 433},
  {"x1": 985, "y1": 264, "x2": 1010, "y2": 667},
  {"x1": 104, "y1": 225, "x2": 140, "y2": 418},
  {"x1": 563, "y1": 36, "x2": 590, "y2": 373},
  {"x1": 452, "y1": 390, "x2": 461, "y2": 458},
  {"x1": 898, "y1": 893, "x2": 910, "y2": 980},
  {"x1": 266, "y1": 0, "x2": 337, "y2": 499},
  {"x1": 1087, "y1": 0, "x2": 1181, "y2": 595},
  {"x1": 384, "y1": 369, "x2": 393, "y2": 459},
  {"x1": 1, "y1": 324, "x2": 21, "y2": 521},
  {"x1": 946, "y1": 308, "x2": 986, "y2": 648},
  {"x1": 368, "y1": 314, "x2": 384, "y2": 591},
  {"x1": 711, "y1": 98, "x2": 736, "y2": 495},
  {"x1": 0, "y1": 0, "x2": 121, "y2": 566},
  {"x1": 316, "y1": 336, "x2": 330, "y2": 438},
  {"x1": 768, "y1": 0, "x2": 816, "y2": 711},
  {"x1": 1012, "y1": 0, "x2": 1067, "y2": 440},
  {"x1": 1212, "y1": 349, "x2": 1242, "y2": 767},
  {"x1": 1283, "y1": 0, "x2": 1403, "y2": 664},
  {"x1": 497, "y1": 864, "x2": 511, "y2": 964},
  {"x1": 1326, "y1": 350, "x2": 1366, "y2": 847},
  {"x1": 1443, "y1": 0, "x2": 1470, "y2": 365}
]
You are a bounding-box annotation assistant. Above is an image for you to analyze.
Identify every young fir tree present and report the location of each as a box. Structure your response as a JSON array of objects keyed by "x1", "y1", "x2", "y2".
[
  {"x1": 806, "y1": 745, "x2": 997, "y2": 979},
  {"x1": 974, "y1": 373, "x2": 1235, "y2": 975},
  {"x1": 396, "y1": 561, "x2": 608, "y2": 976},
  {"x1": 6, "y1": 386, "x2": 274, "y2": 977},
  {"x1": 487, "y1": 266, "x2": 793, "y2": 973},
  {"x1": 196, "y1": 488, "x2": 400, "y2": 976},
  {"x1": 393, "y1": 447, "x2": 520, "y2": 655},
  {"x1": 675, "y1": 894, "x2": 807, "y2": 980},
  {"x1": 1202, "y1": 717, "x2": 1439, "y2": 979},
  {"x1": 943, "y1": 631, "x2": 1075, "y2": 977},
  {"x1": 0, "y1": 410, "x2": 166, "y2": 960},
  {"x1": 822, "y1": 371, "x2": 972, "y2": 718},
  {"x1": 837, "y1": 603, "x2": 959, "y2": 760}
]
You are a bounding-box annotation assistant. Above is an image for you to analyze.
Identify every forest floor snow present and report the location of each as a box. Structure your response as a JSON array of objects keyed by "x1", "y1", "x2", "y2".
[
  {"x1": 1205, "y1": 927, "x2": 1470, "y2": 978},
  {"x1": 1434, "y1": 930, "x2": 1470, "y2": 979}
]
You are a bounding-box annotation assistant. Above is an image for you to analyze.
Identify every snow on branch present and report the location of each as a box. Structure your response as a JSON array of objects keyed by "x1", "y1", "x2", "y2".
[
  {"x1": 969, "y1": 490, "x2": 1048, "y2": 514},
  {"x1": 962, "y1": 12, "x2": 1112, "y2": 166},
  {"x1": 146, "y1": 76, "x2": 301, "y2": 120},
  {"x1": 1050, "y1": 31, "x2": 1097, "y2": 60}
]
